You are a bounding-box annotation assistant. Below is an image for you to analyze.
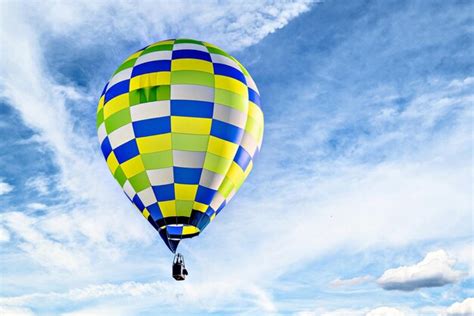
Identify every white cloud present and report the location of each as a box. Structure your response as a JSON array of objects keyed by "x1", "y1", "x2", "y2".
[
  {"x1": 61, "y1": 305, "x2": 130, "y2": 316},
  {"x1": 295, "y1": 306, "x2": 410, "y2": 316},
  {"x1": 6, "y1": 0, "x2": 314, "y2": 52},
  {"x1": 0, "y1": 306, "x2": 34, "y2": 316},
  {"x1": 0, "y1": 279, "x2": 276, "y2": 314},
  {"x1": 446, "y1": 297, "x2": 474, "y2": 316},
  {"x1": 330, "y1": 275, "x2": 373, "y2": 288},
  {"x1": 1, "y1": 212, "x2": 91, "y2": 272},
  {"x1": 0, "y1": 179, "x2": 13, "y2": 195},
  {"x1": 25, "y1": 176, "x2": 50, "y2": 196},
  {"x1": 26, "y1": 203, "x2": 47, "y2": 210},
  {"x1": 320, "y1": 309, "x2": 367, "y2": 316},
  {"x1": 0, "y1": 280, "x2": 170, "y2": 305},
  {"x1": 366, "y1": 306, "x2": 405, "y2": 316},
  {"x1": 0, "y1": 226, "x2": 10, "y2": 242},
  {"x1": 448, "y1": 243, "x2": 474, "y2": 277},
  {"x1": 295, "y1": 300, "x2": 474, "y2": 316},
  {"x1": 377, "y1": 250, "x2": 465, "y2": 291}
]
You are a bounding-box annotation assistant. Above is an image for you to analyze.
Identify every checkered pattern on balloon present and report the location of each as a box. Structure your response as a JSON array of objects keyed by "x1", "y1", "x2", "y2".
[{"x1": 97, "y1": 39, "x2": 263, "y2": 252}]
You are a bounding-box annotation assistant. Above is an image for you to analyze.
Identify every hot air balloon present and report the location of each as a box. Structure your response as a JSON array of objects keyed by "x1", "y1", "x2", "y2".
[{"x1": 96, "y1": 38, "x2": 263, "y2": 280}]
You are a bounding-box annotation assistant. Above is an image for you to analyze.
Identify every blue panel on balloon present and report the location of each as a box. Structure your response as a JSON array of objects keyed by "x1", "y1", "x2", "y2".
[
  {"x1": 114, "y1": 139, "x2": 139, "y2": 163},
  {"x1": 233, "y1": 146, "x2": 252, "y2": 170},
  {"x1": 167, "y1": 225, "x2": 183, "y2": 235},
  {"x1": 100, "y1": 137, "x2": 112, "y2": 159},
  {"x1": 105, "y1": 80, "x2": 130, "y2": 102},
  {"x1": 174, "y1": 167, "x2": 202, "y2": 184},
  {"x1": 210, "y1": 120, "x2": 243, "y2": 144},
  {"x1": 189, "y1": 210, "x2": 204, "y2": 227},
  {"x1": 195, "y1": 186, "x2": 217, "y2": 204},
  {"x1": 132, "y1": 194, "x2": 145, "y2": 211},
  {"x1": 205, "y1": 207, "x2": 215, "y2": 217},
  {"x1": 131, "y1": 60, "x2": 171, "y2": 77},
  {"x1": 101, "y1": 82, "x2": 109, "y2": 97},
  {"x1": 196, "y1": 214, "x2": 210, "y2": 231},
  {"x1": 133, "y1": 117, "x2": 171, "y2": 137},
  {"x1": 172, "y1": 49, "x2": 211, "y2": 62},
  {"x1": 170, "y1": 100, "x2": 214, "y2": 118},
  {"x1": 152, "y1": 184, "x2": 175, "y2": 201},
  {"x1": 248, "y1": 88, "x2": 260, "y2": 107},
  {"x1": 213, "y1": 63, "x2": 246, "y2": 84},
  {"x1": 147, "y1": 203, "x2": 162, "y2": 220}
]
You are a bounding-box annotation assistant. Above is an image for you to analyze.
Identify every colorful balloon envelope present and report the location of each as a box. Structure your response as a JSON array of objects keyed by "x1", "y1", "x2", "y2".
[{"x1": 97, "y1": 39, "x2": 263, "y2": 253}]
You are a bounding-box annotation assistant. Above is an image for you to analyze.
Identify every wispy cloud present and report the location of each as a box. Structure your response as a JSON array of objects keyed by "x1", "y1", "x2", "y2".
[
  {"x1": 296, "y1": 306, "x2": 409, "y2": 316},
  {"x1": 26, "y1": 203, "x2": 47, "y2": 210},
  {"x1": 25, "y1": 0, "x2": 314, "y2": 51},
  {"x1": 0, "y1": 279, "x2": 277, "y2": 314},
  {"x1": 0, "y1": 226, "x2": 10, "y2": 242},
  {"x1": 296, "y1": 302, "x2": 474, "y2": 316},
  {"x1": 2, "y1": 212, "x2": 91, "y2": 272},
  {"x1": 0, "y1": 305, "x2": 34, "y2": 316},
  {"x1": 25, "y1": 176, "x2": 51, "y2": 196},
  {"x1": 366, "y1": 306, "x2": 405, "y2": 316},
  {"x1": 330, "y1": 275, "x2": 373, "y2": 288},
  {"x1": 377, "y1": 250, "x2": 465, "y2": 291},
  {"x1": 446, "y1": 297, "x2": 474, "y2": 316},
  {"x1": 448, "y1": 243, "x2": 474, "y2": 277},
  {"x1": 0, "y1": 179, "x2": 13, "y2": 195}
]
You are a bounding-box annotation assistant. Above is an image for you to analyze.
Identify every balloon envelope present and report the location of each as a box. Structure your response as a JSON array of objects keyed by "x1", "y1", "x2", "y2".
[{"x1": 97, "y1": 39, "x2": 263, "y2": 252}]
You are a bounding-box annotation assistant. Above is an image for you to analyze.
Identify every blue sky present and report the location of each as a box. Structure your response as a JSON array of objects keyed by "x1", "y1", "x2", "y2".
[{"x1": 0, "y1": 0, "x2": 473, "y2": 315}]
